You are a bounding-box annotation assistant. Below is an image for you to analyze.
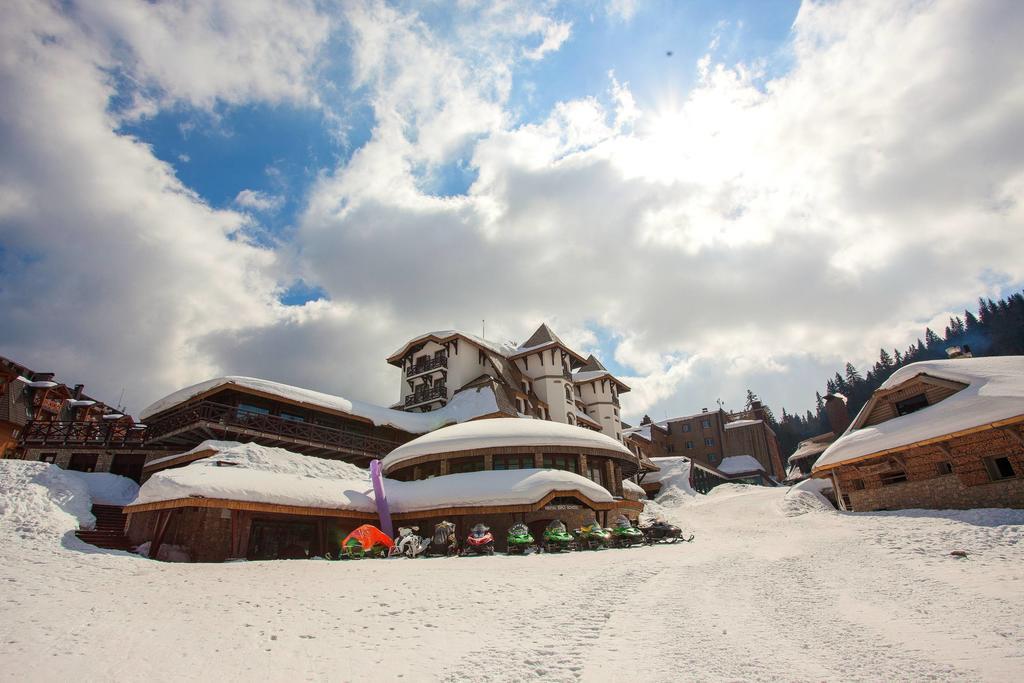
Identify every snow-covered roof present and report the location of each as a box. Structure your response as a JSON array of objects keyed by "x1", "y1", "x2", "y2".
[
  {"x1": 387, "y1": 330, "x2": 517, "y2": 362},
  {"x1": 133, "y1": 441, "x2": 377, "y2": 512},
  {"x1": 624, "y1": 424, "x2": 652, "y2": 441},
  {"x1": 814, "y1": 357, "x2": 1024, "y2": 471},
  {"x1": 644, "y1": 456, "x2": 690, "y2": 484},
  {"x1": 131, "y1": 441, "x2": 614, "y2": 513},
  {"x1": 717, "y1": 455, "x2": 765, "y2": 475},
  {"x1": 382, "y1": 418, "x2": 635, "y2": 471},
  {"x1": 138, "y1": 376, "x2": 500, "y2": 433},
  {"x1": 16, "y1": 376, "x2": 59, "y2": 389},
  {"x1": 724, "y1": 419, "x2": 762, "y2": 430},
  {"x1": 622, "y1": 479, "x2": 645, "y2": 497},
  {"x1": 787, "y1": 433, "x2": 835, "y2": 464}
]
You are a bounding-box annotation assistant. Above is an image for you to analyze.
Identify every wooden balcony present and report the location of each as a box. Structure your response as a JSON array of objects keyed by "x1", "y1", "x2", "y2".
[
  {"x1": 403, "y1": 385, "x2": 447, "y2": 408},
  {"x1": 144, "y1": 400, "x2": 404, "y2": 461},
  {"x1": 406, "y1": 355, "x2": 447, "y2": 378},
  {"x1": 20, "y1": 420, "x2": 149, "y2": 449}
]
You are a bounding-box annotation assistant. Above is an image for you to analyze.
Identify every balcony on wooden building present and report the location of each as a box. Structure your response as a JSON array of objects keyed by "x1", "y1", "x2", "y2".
[
  {"x1": 403, "y1": 384, "x2": 447, "y2": 409},
  {"x1": 405, "y1": 355, "x2": 447, "y2": 379}
]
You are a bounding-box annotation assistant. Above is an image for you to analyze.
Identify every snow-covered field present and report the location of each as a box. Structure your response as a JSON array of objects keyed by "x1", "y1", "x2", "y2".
[{"x1": 2, "y1": 461, "x2": 1023, "y2": 682}]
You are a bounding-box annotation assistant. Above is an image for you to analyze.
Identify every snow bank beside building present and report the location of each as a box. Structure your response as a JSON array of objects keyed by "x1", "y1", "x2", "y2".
[
  {"x1": 647, "y1": 456, "x2": 697, "y2": 508},
  {"x1": 0, "y1": 460, "x2": 95, "y2": 540},
  {"x1": 62, "y1": 471, "x2": 139, "y2": 506}
]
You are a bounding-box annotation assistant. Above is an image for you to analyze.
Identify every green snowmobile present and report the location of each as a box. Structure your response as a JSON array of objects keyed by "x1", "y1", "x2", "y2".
[
  {"x1": 575, "y1": 521, "x2": 611, "y2": 551},
  {"x1": 506, "y1": 522, "x2": 536, "y2": 555},
  {"x1": 609, "y1": 516, "x2": 646, "y2": 548},
  {"x1": 542, "y1": 519, "x2": 575, "y2": 553}
]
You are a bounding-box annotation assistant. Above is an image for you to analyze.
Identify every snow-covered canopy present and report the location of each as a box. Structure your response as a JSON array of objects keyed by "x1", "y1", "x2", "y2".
[
  {"x1": 130, "y1": 441, "x2": 614, "y2": 514},
  {"x1": 385, "y1": 468, "x2": 614, "y2": 512},
  {"x1": 133, "y1": 441, "x2": 376, "y2": 512},
  {"x1": 382, "y1": 418, "x2": 635, "y2": 471},
  {"x1": 644, "y1": 456, "x2": 691, "y2": 485},
  {"x1": 138, "y1": 375, "x2": 500, "y2": 433},
  {"x1": 717, "y1": 455, "x2": 765, "y2": 475},
  {"x1": 814, "y1": 357, "x2": 1024, "y2": 471}
]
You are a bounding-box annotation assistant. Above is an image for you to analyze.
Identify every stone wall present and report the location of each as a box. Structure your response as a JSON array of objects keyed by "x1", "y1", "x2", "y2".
[{"x1": 835, "y1": 427, "x2": 1024, "y2": 511}]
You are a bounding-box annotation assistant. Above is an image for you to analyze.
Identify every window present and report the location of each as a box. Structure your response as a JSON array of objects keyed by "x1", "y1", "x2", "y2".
[
  {"x1": 707, "y1": 453, "x2": 717, "y2": 464},
  {"x1": 701, "y1": 419, "x2": 711, "y2": 429},
  {"x1": 936, "y1": 462, "x2": 954, "y2": 476},
  {"x1": 567, "y1": 414, "x2": 575, "y2": 426},
  {"x1": 879, "y1": 470, "x2": 908, "y2": 486},
  {"x1": 666, "y1": 423, "x2": 672, "y2": 434},
  {"x1": 895, "y1": 394, "x2": 929, "y2": 416},
  {"x1": 543, "y1": 454, "x2": 579, "y2": 473},
  {"x1": 984, "y1": 456, "x2": 1016, "y2": 481},
  {"x1": 685, "y1": 441, "x2": 694, "y2": 449},
  {"x1": 522, "y1": 380, "x2": 531, "y2": 394},
  {"x1": 493, "y1": 455, "x2": 534, "y2": 470},
  {"x1": 586, "y1": 460, "x2": 604, "y2": 486},
  {"x1": 238, "y1": 403, "x2": 269, "y2": 417},
  {"x1": 39, "y1": 453, "x2": 57, "y2": 463},
  {"x1": 279, "y1": 412, "x2": 305, "y2": 422},
  {"x1": 851, "y1": 479, "x2": 865, "y2": 490},
  {"x1": 565, "y1": 385, "x2": 573, "y2": 402},
  {"x1": 538, "y1": 407, "x2": 547, "y2": 420},
  {"x1": 449, "y1": 457, "x2": 485, "y2": 474},
  {"x1": 704, "y1": 438, "x2": 714, "y2": 447},
  {"x1": 682, "y1": 423, "x2": 691, "y2": 433},
  {"x1": 515, "y1": 397, "x2": 526, "y2": 413}
]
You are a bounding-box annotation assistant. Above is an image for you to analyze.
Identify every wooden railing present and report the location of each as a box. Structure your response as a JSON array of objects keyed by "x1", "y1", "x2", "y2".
[
  {"x1": 20, "y1": 420, "x2": 149, "y2": 449},
  {"x1": 406, "y1": 356, "x2": 447, "y2": 377},
  {"x1": 145, "y1": 400, "x2": 403, "y2": 457},
  {"x1": 404, "y1": 385, "x2": 446, "y2": 407}
]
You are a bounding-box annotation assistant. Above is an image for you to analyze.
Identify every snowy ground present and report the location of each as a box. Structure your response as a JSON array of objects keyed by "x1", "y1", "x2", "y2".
[{"x1": 2, "y1": 462, "x2": 1023, "y2": 682}]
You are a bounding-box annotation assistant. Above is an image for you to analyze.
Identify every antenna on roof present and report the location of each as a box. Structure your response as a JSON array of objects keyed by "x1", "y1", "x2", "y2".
[
  {"x1": 482, "y1": 319, "x2": 485, "y2": 338},
  {"x1": 117, "y1": 387, "x2": 126, "y2": 413}
]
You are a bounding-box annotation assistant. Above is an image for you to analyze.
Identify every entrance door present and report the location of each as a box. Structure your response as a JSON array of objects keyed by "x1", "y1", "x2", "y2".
[
  {"x1": 247, "y1": 519, "x2": 317, "y2": 560},
  {"x1": 68, "y1": 452, "x2": 98, "y2": 473},
  {"x1": 109, "y1": 453, "x2": 147, "y2": 483}
]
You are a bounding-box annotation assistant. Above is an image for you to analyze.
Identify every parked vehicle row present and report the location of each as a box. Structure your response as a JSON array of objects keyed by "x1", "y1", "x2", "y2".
[{"x1": 333, "y1": 517, "x2": 693, "y2": 560}]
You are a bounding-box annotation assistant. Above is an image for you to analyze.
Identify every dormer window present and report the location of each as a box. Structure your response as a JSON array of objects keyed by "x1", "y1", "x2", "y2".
[
  {"x1": 895, "y1": 394, "x2": 928, "y2": 416},
  {"x1": 565, "y1": 385, "x2": 572, "y2": 402}
]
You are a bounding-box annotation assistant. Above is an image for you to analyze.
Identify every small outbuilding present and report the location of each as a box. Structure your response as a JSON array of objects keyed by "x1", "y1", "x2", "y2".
[{"x1": 812, "y1": 357, "x2": 1024, "y2": 512}]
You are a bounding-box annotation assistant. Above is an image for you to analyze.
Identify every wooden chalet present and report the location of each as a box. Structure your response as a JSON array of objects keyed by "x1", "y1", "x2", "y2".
[{"x1": 812, "y1": 357, "x2": 1024, "y2": 511}]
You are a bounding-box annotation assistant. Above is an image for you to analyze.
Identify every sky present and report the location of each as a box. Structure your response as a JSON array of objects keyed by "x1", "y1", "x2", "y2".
[{"x1": 1, "y1": 0, "x2": 1022, "y2": 423}]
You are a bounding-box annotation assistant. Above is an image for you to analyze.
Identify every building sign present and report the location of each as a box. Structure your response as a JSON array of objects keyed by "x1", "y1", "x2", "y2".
[
  {"x1": 39, "y1": 398, "x2": 62, "y2": 413},
  {"x1": 543, "y1": 503, "x2": 581, "y2": 510}
]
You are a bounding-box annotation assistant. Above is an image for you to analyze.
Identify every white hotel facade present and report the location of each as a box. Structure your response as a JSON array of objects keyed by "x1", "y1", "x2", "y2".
[{"x1": 387, "y1": 324, "x2": 630, "y2": 442}]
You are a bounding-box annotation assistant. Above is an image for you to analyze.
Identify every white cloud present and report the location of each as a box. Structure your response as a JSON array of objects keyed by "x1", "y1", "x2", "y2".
[
  {"x1": 3, "y1": 0, "x2": 1023, "y2": 425},
  {"x1": 234, "y1": 189, "x2": 285, "y2": 213}
]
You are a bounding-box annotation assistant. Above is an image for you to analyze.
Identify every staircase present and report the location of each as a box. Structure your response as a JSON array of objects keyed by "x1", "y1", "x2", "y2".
[{"x1": 75, "y1": 504, "x2": 133, "y2": 551}]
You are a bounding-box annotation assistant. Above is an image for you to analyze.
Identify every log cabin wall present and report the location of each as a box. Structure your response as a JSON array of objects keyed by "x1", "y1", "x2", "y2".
[{"x1": 833, "y1": 427, "x2": 1024, "y2": 511}]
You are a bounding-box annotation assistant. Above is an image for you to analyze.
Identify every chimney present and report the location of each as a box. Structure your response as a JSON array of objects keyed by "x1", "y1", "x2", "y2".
[
  {"x1": 701, "y1": 407, "x2": 708, "y2": 413},
  {"x1": 73, "y1": 384, "x2": 84, "y2": 399},
  {"x1": 824, "y1": 394, "x2": 850, "y2": 435}
]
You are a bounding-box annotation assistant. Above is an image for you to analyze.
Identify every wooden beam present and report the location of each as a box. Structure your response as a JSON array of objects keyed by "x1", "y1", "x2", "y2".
[
  {"x1": 149, "y1": 509, "x2": 172, "y2": 559},
  {"x1": 1000, "y1": 426, "x2": 1024, "y2": 448}
]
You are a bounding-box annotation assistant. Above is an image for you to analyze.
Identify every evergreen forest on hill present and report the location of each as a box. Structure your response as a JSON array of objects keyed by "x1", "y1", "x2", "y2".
[{"x1": 763, "y1": 291, "x2": 1024, "y2": 459}]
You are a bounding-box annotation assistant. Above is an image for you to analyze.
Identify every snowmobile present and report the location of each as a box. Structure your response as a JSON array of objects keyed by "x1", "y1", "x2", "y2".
[
  {"x1": 339, "y1": 524, "x2": 394, "y2": 559},
  {"x1": 574, "y1": 520, "x2": 611, "y2": 550},
  {"x1": 391, "y1": 526, "x2": 430, "y2": 558},
  {"x1": 427, "y1": 520, "x2": 459, "y2": 557},
  {"x1": 608, "y1": 516, "x2": 646, "y2": 548},
  {"x1": 542, "y1": 519, "x2": 575, "y2": 553},
  {"x1": 639, "y1": 520, "x2": 693, "y2": 544},
  {"x1": 505, "y1": 522, "x2": 536, "y2": 555},
  {"x1": 463, "y1": 523, "x2": 496, "y2": 556}
]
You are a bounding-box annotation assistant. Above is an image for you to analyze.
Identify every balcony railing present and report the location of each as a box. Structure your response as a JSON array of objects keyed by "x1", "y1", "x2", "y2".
[
  {"x1": 145, "y1": 400, "x2": 404, "y2": 457},
  {"x1": 404, "y1": 385, "x2": 447, "y2": 407},
  {"x1": 406, "y1": 356, "x2": 447, "y2": 378},
  {"x1": 20, "y1": 420, "x2": 149, "y2": 449}
]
